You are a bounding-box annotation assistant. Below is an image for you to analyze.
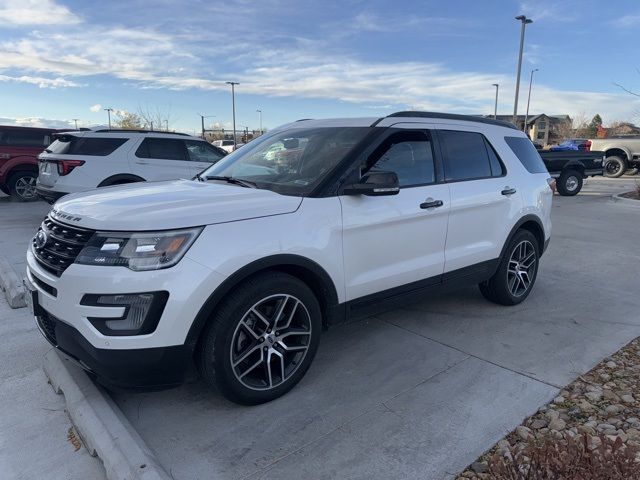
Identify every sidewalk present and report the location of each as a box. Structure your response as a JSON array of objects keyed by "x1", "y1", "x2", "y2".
[{"x1": 0, "y1": 252, "x2": 105, "y2": 479}]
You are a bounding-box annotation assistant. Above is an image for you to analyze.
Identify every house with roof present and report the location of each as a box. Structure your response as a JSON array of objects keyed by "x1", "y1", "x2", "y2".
[{"x1": 487, "y1": 114, "x2": 572, "y2": 146}]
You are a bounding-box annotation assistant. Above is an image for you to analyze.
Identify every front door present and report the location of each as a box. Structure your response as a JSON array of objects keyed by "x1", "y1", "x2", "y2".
[{"x1": 340, "y1": 127, "x2": 450, "y2": 301}]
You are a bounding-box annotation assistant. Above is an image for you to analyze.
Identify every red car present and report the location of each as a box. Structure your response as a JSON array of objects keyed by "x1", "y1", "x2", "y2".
[{"x1": 0, "y1": 126, "x2": 62, "y2": 201}]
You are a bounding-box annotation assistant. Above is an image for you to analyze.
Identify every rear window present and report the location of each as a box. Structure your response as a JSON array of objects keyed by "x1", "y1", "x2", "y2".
[
  {"x1": 505, "y1": 137, "x2": 548, "y2": 173},
  {"x1": 47, "y1": 136, "x2": 127, "y2": 156}
]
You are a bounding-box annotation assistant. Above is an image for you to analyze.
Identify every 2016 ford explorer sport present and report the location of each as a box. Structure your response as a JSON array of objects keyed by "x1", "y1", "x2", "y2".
[{"x1": 26, "y1": 112, "x2": 552, "y2": 405}]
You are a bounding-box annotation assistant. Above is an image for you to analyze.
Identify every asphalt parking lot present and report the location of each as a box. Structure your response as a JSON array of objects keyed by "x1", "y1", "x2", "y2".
[{"x1": 1, "y1": 177, "x2": 639, "y2": 480}]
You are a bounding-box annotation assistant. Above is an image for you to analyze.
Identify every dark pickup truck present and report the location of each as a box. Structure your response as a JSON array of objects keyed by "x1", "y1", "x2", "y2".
[{"x1": 539, "y1": 150, "x2": 605, "y2": 196}]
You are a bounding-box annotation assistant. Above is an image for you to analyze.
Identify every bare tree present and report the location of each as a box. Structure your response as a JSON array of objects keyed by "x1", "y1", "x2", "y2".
[
  {"x1": 114, "y1": 111, "x2": 142, "y2": 129},
  {"x1": 137, "y1": 106, "x2": 174, "y2": 131}
]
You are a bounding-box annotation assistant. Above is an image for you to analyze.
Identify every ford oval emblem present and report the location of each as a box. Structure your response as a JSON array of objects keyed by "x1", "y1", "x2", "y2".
[{"x1": 34, "y1": 230, "x2": 48, "y2": 249}]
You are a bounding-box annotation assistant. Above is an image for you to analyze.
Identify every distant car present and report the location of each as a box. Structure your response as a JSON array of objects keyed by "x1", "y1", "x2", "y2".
[
  {"x1": 539, "y1": 150, "x2": 604, "y2": 196},
  {"x1": 0, "y1": 125, "x2": 64, "y2": 201},
  {"x1": 36, "y1": 129, "x2": 227, "y2": 203},
  {"x1": 212, "y1": 139, "x2": 244, "y2": 153},
  {"x1": 588, "y1": 137, "x2": 640, "y2": 177},
  {"x1": 549, "y1": 139, "x2": 590, "y2": 151}
]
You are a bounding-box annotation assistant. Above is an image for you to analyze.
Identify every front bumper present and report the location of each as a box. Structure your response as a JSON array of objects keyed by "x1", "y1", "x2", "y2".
[
  {"x1": 35, "y1": 306, "x2": 190, "y2": 390},
  {"x1": 26, "y1": 246, "x2": 227, "y2": 389}
]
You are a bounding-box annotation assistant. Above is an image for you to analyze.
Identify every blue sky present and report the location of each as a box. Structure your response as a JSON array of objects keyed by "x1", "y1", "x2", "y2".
[{"x1": 1, "y1": 0, "x2": 640, "y2": 132}]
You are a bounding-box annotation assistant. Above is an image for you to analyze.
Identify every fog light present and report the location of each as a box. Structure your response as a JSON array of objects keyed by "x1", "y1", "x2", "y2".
[{"x1": 82, "y1": 291, "x2": 168, "y2": 336}]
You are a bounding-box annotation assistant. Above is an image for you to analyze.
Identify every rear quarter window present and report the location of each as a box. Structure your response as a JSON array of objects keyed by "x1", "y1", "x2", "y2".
[
  {"x1": 47, "y1": 136, "x2": 127, "y2": 156},
  {"x1": 505, "y1": 136, "x2": 548, "y2": 174}
]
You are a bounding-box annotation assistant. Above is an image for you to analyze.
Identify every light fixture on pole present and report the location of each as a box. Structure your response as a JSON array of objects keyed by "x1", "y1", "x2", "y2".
[
  {"x1": 492, "y1": 84, "x2": 499, "y2": 119},
  {"x1": 104, "y1": 108, "x2": 114, "y2": 129},
  {"x1": 523, "y1": 68, "x2": 539, "y2": 136},
  {"x1": 226, "y1": 81, "x2": 239, "y2": 149},
  {"x1": 513, "y1": 15, "x2": 533, "y2": 126},
  {"x1": 198, "y1": 114, "x2": 215, "y2": 139},
  {"x1": 256, "y1": 109, "x2": 263, "y2": 135}
]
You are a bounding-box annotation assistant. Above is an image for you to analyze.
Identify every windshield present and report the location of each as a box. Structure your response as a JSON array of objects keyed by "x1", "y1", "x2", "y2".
[{"x1": 199, "y1": 127, "x2": 372, "y2": 195}]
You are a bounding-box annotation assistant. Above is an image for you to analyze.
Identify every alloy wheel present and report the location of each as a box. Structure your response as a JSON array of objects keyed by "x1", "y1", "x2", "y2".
[
  {"x1": 15, "y1": 176, "x2": 37, "y2": 200},
  {"x1": 507, "y1": 240, "x2": 537, "y2": 297},
  {"x1": 230, "y1": 294, "x2": 312, "y2": 391},
  {"x1": 565, "y1": 175, "x2": 579, "y2": 192}
]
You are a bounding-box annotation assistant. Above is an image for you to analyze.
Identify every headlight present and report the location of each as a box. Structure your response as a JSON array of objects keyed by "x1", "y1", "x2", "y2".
[{"x1": 76, "y1": 227, "x2": 203, "y2": 271}]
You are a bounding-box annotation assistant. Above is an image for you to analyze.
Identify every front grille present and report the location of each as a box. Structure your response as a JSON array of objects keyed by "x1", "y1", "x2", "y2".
[
  {"x1": 32, "y1": 216, "x2": 94, "y2": 276},
  {"x1": 37, "y1": 311, "x2": 58, "y2": 345}
]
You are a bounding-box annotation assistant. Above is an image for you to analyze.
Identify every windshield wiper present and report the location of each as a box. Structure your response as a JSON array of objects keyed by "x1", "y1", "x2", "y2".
[
  {"x1": 205, "y1": 175, "x2": 257, "y2": 188},
  {"x1": 195, "y1": 172, "x2": 205, "y2": 182}
]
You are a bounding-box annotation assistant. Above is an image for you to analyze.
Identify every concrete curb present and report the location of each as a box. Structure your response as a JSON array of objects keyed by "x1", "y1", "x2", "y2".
[
  {"x1": 0, "y1": 255, "x2": 26, "y2": 308},
  {"x1": 612, "y1": 192, "x2": 640, "y2": 206},
  {"x1": 43, "y1": 349, "x2": 172, "y2": 480}
]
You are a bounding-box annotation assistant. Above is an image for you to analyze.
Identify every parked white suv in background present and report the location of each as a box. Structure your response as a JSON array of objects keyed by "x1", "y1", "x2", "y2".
[
  {"x1": 36, "y1": 129, "x2": 227, "y2": 203},
  {"x1": 212, "y1": 139, "x2": 245, "y2": 153},
  {"x1": 26, "y1": 112, "x2": 552, "y2": 405}
]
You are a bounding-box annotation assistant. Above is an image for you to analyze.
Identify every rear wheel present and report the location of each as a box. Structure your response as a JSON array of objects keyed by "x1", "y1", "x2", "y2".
[
  {"x1": 479, "y1": 230, "x2": 540, "y2": 306},
  {"x1": 196, "y1": 272, "x2": 322, "y2": 405},
  {"x1": 556, "y1": 169, "x2": 583, "y2": 196},
  {"x1": 604, "y1": 156, "x2": 626, "y2": 178},
  {"x1": 0, "y1": 184, "x2": 9, "y2": 195},
  {"x1": 8, "y1": 172, "x2": 38, "y2": 201}
]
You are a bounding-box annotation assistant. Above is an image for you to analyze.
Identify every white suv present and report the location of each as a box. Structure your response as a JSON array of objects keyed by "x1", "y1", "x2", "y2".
[
  {"x1": 26, "y1": 112, "x2": 552, "y2": 405},
  {"x1": 36, "y1": 129, "x2": 227, "y2": 203}
]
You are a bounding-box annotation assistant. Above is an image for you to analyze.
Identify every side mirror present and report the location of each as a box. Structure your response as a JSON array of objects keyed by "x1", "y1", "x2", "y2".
[{"x1": 343, "y1": 171, "x2": 400, "y2": 196}]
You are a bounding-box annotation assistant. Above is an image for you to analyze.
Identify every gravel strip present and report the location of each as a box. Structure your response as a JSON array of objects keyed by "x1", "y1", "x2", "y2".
[{"x1": 457, "y1": 337, "x2": 640, "y2": 479}]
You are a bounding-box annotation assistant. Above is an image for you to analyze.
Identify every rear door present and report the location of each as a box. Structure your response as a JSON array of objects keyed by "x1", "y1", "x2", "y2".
[
  {"x1": 131, "y1": 138, "x2": 192, "y2": 181},
  {"x1": 184, "y1": 140, "x2": 226, "y2": 176},
  {"x1": 434, "y1": 126, "x2": 522, "y2": 274}
]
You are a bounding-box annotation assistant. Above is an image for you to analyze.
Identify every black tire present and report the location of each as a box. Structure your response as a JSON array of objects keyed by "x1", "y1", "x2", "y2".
[
  {"x1": 556, "y1": 169, "x2": 583, "y2": 196},
  {"x1": 604, "y1": 156, "x2": 626, "y2": 178},
  {"x1": 479, "y1": 230, "x2": 540, "y2": 306},
  {"x1": 196, "y1": 271, "x2": 322, "y2": 405},
  {"x1": 7, "y1": 171, "x2": 38, "y2": 201},
  {"x1": 0, "y1": 184, "x2": 9, "y2": 195}
]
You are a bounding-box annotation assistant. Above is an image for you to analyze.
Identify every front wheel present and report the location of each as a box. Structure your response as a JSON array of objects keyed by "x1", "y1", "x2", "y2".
[
  {"x1": 479, "y1": 230, "x2": 540, "y2": 306},
  {"x1": 557, "y1": 169, "x2": 583, "y2": 196},
  {"x1": 196, "y1": 272, "x2": 322, "y2": 405},
  {"x1": 604, "y1": 156, "x2": 626, "y2": 178}
]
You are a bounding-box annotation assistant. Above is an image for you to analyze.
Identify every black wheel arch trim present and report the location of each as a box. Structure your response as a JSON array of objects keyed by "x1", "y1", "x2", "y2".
[
  {"x1": 184, "y1": 254, "x2": 341, "y2": 351},
  {"x1": 497, "y1": 215, "x2": 546, "y2": 269},
  {"x1": 97, "y1": 174, "x2": 145, "y2": 187}
]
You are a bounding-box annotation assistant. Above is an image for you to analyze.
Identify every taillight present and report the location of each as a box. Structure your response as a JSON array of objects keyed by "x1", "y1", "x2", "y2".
[
  {"x1": 56, "y1": 159, "x2": 85, "y2": 176},
  {"x1": 585, "y1": 140, "x2": 592, "y2": 151},
  {"x1": 547, "y1": 177, "x2": 557, "y2": 193}
]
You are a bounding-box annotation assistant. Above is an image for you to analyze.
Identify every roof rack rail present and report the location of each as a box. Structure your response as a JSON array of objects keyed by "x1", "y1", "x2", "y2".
[
  {"x1": 91, "y1": 129, "x2": 191, "y2": 136},
  {"x1": 387, "y1": 111, "x2": 519, "y2": 130}
]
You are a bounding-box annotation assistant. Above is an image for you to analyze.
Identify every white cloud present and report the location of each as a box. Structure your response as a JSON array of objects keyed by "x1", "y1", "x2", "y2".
[
  {"x1": 0, "y1": 74, "x2": 79, "y2": 88},
  {"x1": 611, "y1": 13, "x2": 640, "y2": 28},
  {"x1": 89, "y1": 104, "x2": 102, "y2": 112},
  {"x1": 0, "y1": 0, "x2": 81, "y2": 26},
  {"x1": 0, "y1": 116, "x2": 75, "y2": 128}
]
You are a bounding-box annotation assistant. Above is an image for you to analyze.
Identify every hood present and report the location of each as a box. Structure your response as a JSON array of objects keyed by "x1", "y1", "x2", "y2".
[{"x1": 52, "y1": 179, "x2": 302, "y2": 231}]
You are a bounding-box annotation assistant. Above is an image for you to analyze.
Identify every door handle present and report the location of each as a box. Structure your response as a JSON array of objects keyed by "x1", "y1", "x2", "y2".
[
  {"x1": 501, "y1": 187, "x2": 517, "y2": 196},
  {"x1": 420, "y1": 198, "x2": 444, "y2": 209}
]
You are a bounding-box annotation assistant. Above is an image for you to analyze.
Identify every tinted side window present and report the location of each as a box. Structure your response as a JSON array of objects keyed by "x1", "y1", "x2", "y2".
[
  {"x1": 367, "y1": 131, "x2": 435, "y2": 187},
  {"x1": 3, "y1": 130, "x2": 47, "y2": 147},
  {"x1": 47, "y1": 137, "x2": 127, "y2": 156},
  {"x1": 184, "y1": 140, "x2": 225, "y2": 163},
  {"x1": 136, "y1": 138, "x2": 187, "y2": 161},
  {"x1": 485, "y1": 138, "x2": 505, "y2": 176},
  {"x1": 439, "y1": 130, "x2": 494, "y2": 181},
  {"x1": 504, "y1": 137, "x2": 548, "y2": 173}
]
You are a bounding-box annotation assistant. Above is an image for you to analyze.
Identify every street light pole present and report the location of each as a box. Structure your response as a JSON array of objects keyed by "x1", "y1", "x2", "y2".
[
  {"x1": 72, "y1": 118, "x2": 79, "y2": 129},
  {"x1": 104, "y1": 108, "x2": 113, "y2": 129},
  {"x1": 523, "y1": 68, "x2": 539, "y2": 136},
  {"x1": 226, "y1": 81, "x2": 239, "y2": 149},
  {"x1": 513, "y1": 15, "x2": 533, "y2": 126},
  {"x1": 492, "y1": 84, "x2": 499, "y2": 119},
  {"x1": 256, "y1": 109, "x2": 262, "y2": 135}
]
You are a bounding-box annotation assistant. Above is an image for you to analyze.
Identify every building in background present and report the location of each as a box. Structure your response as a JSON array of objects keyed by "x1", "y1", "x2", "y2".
[{"x1": 487, "y1": 114, "x2": 572, "y2": 146}]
